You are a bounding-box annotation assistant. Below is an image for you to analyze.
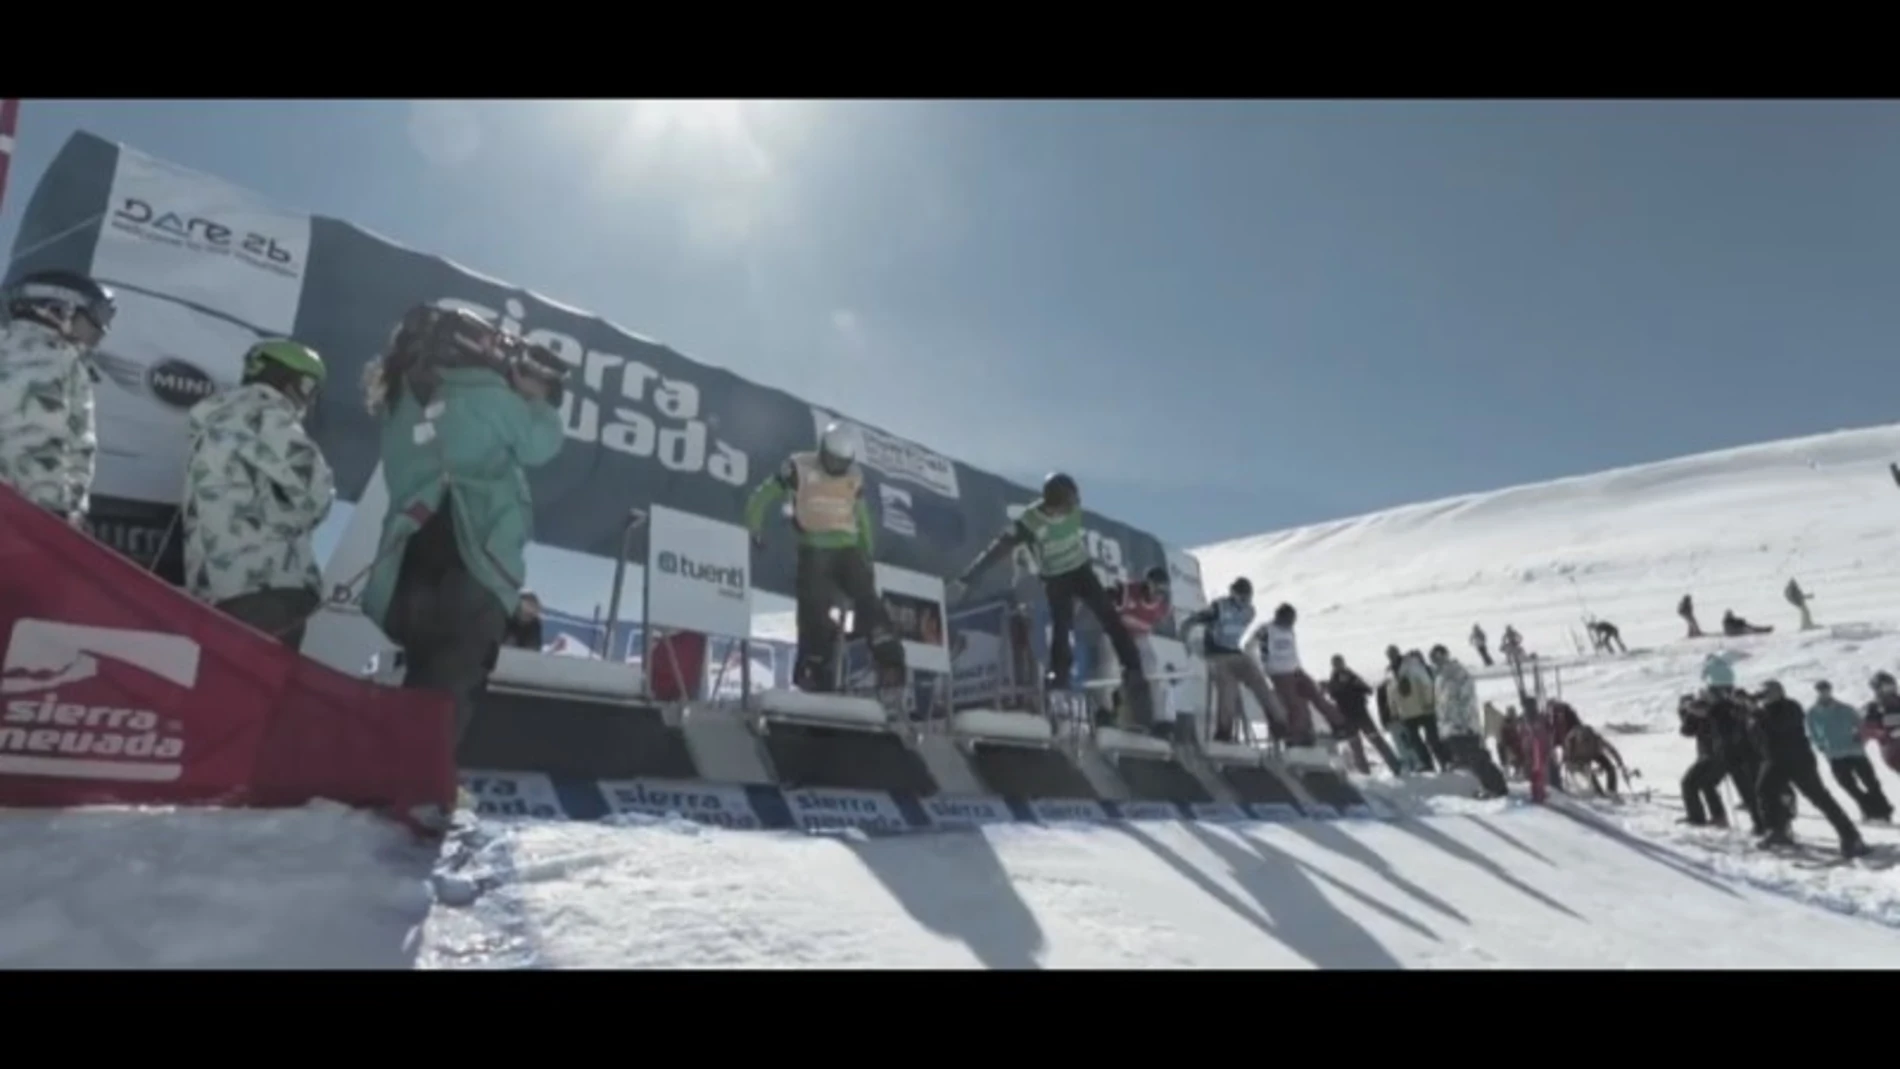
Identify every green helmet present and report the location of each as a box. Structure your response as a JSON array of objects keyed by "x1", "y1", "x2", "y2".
[{"x1": 244, "y1": 338, "x2": 326, "y2": 383}]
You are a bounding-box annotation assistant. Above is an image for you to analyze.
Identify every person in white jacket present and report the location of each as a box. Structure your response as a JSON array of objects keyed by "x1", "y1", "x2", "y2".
[
  {"x1": 1256, "y1": 602, "x2": 1343, "y2": 748},
  {"x1": 1429, "y1": 644, "x2": 1508, "y2": 797},
  {"x1": 0, "y1": 270, "x2": 114, "y2": 526}
]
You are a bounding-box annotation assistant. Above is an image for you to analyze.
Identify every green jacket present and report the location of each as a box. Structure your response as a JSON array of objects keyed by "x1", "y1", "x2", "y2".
[
  {"x1": 359, "y1": 366, "x2": 565, "y2": 630},
  {"x1": 743, "y1": 455, "x2": 874, "y2": 553}
]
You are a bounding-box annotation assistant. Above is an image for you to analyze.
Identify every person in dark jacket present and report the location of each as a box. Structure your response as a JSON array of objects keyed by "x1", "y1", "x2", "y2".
[
  {"x1": 1864, "y1": 671, "x2": 1900, "y2": 777},
  {"x1": 1722, "y1": 610, "x2": 1772, "y2": 637},
  {"x1": 1678, "y1": 594, "x2": 1703, "y2": 638},
  {"x1": 501, "y1": 590, "x2": 545, "y2": 651},
  {"x1": 1586, "y1": 619, "x2": 1628, "y2": 654},
  {"x1": 1326, "y1": 655, "x2": 1404, "y2": 777},
  {"x1": 1749, "y1": 680, "x2": 1868, "y2": 858},
  {"x1": 1678, "y1": 688, "x2": 1765, "y2": 831}
]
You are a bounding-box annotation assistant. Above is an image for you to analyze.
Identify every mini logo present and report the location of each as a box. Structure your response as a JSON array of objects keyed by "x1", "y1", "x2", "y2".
[
  {"x1": 146, "y1": 358, "x2": 217, "y2": 410},
  {"x1": 1, "y1": 620, "x2": 199, "y2": 782}
]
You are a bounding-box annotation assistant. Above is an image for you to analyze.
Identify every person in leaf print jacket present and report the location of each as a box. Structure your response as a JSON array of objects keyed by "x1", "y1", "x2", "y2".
[{"x1": 181, "y1": 339, "x2": 336, "y2": 648}]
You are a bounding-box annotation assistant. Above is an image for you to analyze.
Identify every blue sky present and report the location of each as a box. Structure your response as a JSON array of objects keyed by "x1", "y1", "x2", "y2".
[{"x1": 6, "y1": 99, "x2": 1900, "y2": 554}]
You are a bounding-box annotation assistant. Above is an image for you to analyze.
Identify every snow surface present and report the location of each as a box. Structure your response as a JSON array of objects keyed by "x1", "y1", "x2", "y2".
[{"x1": 11, "y1": 422, "x2": 1900, "y2": 967}]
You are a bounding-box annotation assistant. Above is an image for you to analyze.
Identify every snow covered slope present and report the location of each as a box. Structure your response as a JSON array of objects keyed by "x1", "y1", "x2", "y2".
[
  {"x1": 417, "y1": 806, "x2": 1900, "y2": 968},
  {"x1": 1192, "y1": 422, "x2": 1900, "y2": 675}
]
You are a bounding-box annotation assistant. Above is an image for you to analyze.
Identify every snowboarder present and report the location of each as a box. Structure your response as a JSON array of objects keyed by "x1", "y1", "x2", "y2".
[
  {"x1": 953, "y1": 472, "x2": 1155, "y2": 730},
  {"x1": 747, "y1": 421, "x2": 906, "y2": 693},
  {"x1": 1722, "y1": 610, "x2": 1772, "y2": 637},
  {"x1": 358, "y1": 304, "x2": 568, "y2": 744},
  {"x1": 1678, "y1": 594, "x2": 1704, "y2": 638},
  {"x1": 1257, "y1": 603, "x2": 1344, "y2": 748},
  {"x1": 0, "y1": 269, "x2": 113, "y2": 527},
  {"x1": 180, "y1": 339, "x2": 336, "y2": 648},
  {"x1": 1496, "y1": 707, "x2": 1529, "y2": 780},
  {"x1": 1384, "y1": 646, "x2": 1446, "y2": 772},
  {"x1": 1807, "y1": 680, "x2": 1892, "y2": 823},
  {"x1": 1429, "y1": 645, "x2": 1509, "y2": 797},
  {"x1": 1783, "y1": 579, "x2": 1816, "y2": 631},
  {"x1": 1326, "y1": 654, "x2": 1404, "y2": 776},
  {"x1": 1862, "y1": 671, "x2": 1900, "y2": 777},
  {"x1": 1748, "y1": 679, "x2": 1868, "y2": 858},
  {"x1": 1587, "y1": 618, "x2": 1628, "y2": 654},
  {"x1": 1561, "y1": 722, "x2": 1630, "y2": 797},
  {"x1": 1109, "y1": 565, "x2": 1173, "y2": 734},
  {"x1": 1179, "y1": 577, "x2": 1286, "y2": 743},
  {"x1": 1470, "y1": 624, "x2": 1492, "y2": 667}
]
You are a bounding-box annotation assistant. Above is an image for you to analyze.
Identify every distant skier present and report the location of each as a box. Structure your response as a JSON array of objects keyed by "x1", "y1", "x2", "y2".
[
  {"x1": 1179, "y1": 577, "x2": 1287, "y2": 743},
  {"x1": 1749, "y1": 679, "x2": 1868, "y2": 858},
  {"x1": 1783, "y1": 579, "x2": 1816, "y2": 632},
  {"x1": 1561, "y1": 722, "x2": 1630, "y2": 797},
  {"x1": 1890, "y1": 462, "x2": 1899, "y2": 489},
  {"x1": 1586, "y1": 619, "x2": 1628, "y2": 655},
  {"x1": 1721, "y1": 610, "x2": 1772, "y2": 637},
  {"x1": 953, "y1": 473, "x2": 1154, "y2": 730},
  {"x1": 1499, "y1": 626, "x2": 1525, "y2": 672},
  {"x1": 1429, "y1": 645, "x2": 1508, "y2": 798},
  {"x1": 747, "y1": 421, "x2": 905, "y2": 693},
  {"x1": 1678, "y1": 593, "x2": 1704, "y2": 638},
  {"x1": 1807, "y1": 680, "x2": 1892, "y2": 823},
  {"x1": 1326, "y1": 654, "x2": 1404, "y2": 776},
  {"x1": 1470, "y1": 624, "x2": 1493, "y2": 667},
  {"x1": 0, "y1": 269, "x2": 114, "y2": 527}
]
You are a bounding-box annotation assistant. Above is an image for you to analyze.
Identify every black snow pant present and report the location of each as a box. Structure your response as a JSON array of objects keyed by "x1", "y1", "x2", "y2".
[
  {"x1": 1043, "y1": 565, "x2": 1151, "y2": 727},
  {"x1": 793, "y1": 544, "x2": 901, "y2": 692},
  {"x1": 1399, "y1": 715, "x2": 1447, "y2": 772},
  {"x1": 1340, "y1": 706, "x2": 1404, "y2": 777},
  {"x1": 1444, "y1": 733, "x2": 1509, "y2": 796},
  {"x1": 1474, "y1": 645, "x2": 1493, "y2": 667},
  {"x1": 1759, "y1": 756, "x2": 1860, "y2": 846},
  {"x1": 1828, "y1": 755, "x2": 1894, "y2": 821},
  {"x1": 384, "y1": 505, "x2": 511, "y2": 748},
  {"x1": 217, "y1": 587, "x2": 320, "y2": 650},
  {"x1": 1728, "y1": 755, "x2": 1766, "y2": 832},
  {"x1": 1681, "y1": 756, "x2": 1732, "y2": 826}
]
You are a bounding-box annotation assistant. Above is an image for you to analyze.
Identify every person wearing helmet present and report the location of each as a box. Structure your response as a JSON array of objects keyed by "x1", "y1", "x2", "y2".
[
  {"x1": 358, "y1": 305, "x2": 567, "y2": 741},
  {"x1": 745, "y1": 421, "x2": 904, "y2": 691},
  {"x1": 0, "y1": 269, "x2": 114, "y2": 526},
  {"x1": 1180, "y1": 577, "x2": 1288, "y2": 744},
  {"x1": 180, "y1": 339, "x2": 337, "y2": 647},
  {"x1": 1106, "y1": 564, "x2": 1174, "y2": 734},
  {"x1": 951, "y1": 472, "x2": 1156, "y2": 730}
]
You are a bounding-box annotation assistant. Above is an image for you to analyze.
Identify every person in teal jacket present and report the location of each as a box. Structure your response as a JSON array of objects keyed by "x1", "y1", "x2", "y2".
[
  {"x1": 358, "y1": 304, "x2": 567, "y2": 741},
  {"x1": 1806, "y1": 680, "x2": 1893, "y2": 822}
]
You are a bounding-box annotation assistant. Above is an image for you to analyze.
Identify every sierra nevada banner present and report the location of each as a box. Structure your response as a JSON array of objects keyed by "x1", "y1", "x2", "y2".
[{"x1": 5, "y1": 130, "x2": 1179, "y2": 618}]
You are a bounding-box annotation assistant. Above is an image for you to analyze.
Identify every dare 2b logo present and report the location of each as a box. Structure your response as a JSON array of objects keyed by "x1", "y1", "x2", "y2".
[{"x1": 110, "y1": 197, "x2": 300, "y2": 279}]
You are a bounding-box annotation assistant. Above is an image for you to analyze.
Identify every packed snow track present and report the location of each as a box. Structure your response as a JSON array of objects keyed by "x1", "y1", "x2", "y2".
[{"x1": 6, "y1": 793, "x2": 1900, "y2": 968}]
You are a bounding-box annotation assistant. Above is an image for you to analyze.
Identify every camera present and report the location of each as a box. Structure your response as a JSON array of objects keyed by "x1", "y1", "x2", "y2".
[{"x1": 388, "y1": 303, "x2": 570, "y2": 406}]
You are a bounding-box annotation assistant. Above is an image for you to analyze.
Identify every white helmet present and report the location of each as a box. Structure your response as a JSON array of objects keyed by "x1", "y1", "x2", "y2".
[{"x1": 819, "y1": 421, "x2": 858, "y2": 473}]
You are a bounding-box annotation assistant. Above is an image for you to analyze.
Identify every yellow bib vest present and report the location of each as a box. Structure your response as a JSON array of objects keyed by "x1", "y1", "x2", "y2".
[{"x1": 791, "y1": 452, "x2": 862, "y2": 535}]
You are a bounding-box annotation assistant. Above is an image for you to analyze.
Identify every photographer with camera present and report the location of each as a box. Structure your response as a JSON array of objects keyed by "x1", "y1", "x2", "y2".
[{"x1": 357, "y1": 303, "x2": 568, "y2": 743}]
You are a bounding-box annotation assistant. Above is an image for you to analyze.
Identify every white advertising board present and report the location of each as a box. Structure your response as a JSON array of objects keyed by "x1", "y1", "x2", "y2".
[
  {"x1": 83, "y1": 144, "x2": 314, "y2": 504},
  {"x1": 645, "y1": 505, "x2": 752, "y2": 639},
  {"x1": 873, "y1": 561, "x2": 950, "y2": 675}
]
